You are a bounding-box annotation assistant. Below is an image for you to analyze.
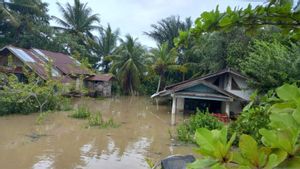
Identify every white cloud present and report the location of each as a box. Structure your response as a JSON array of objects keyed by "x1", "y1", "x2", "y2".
[{"x1": 45, "y1": 0, "x2": 263, "y2": 47}]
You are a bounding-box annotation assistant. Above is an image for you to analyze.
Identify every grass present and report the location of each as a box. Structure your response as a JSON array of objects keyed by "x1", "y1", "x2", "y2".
[
  {"x1": 70, "y1": 105, "x2": 119, "y2": 129},
  {"x1": 70, "y1": 105, "x2": 91, "y2": 119},
  {"x1": 88, "y1": 112, "x2": 120, "y2": 128}
]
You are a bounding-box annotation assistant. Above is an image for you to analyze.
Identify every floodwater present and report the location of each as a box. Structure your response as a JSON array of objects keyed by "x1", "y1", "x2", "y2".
[{"x1": 0, "y1": 96, "x2": 195, "y2": 169}]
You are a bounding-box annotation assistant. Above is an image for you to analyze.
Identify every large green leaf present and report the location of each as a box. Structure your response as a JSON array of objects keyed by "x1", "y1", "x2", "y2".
[
  {"x1": 292, "y1": 106, "x2": 300, "y2": 124},
  {"x1": 264, "y1": 149, "x2": 287, "y2": 169},
  {"x1": 276, "y1": 84, "x2": 300, "y2": 101},
  {"x1": 239, "y1": 135, "x2": 259, "y2": 165},
  {"x1": 187, "y1": 158, "x2": 219, "y2": 169}
]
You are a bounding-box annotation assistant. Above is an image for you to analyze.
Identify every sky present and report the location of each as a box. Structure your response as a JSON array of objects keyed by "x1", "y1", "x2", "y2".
[{"x1": 44, "y1": 0, "x2": 265, "y2": 48}]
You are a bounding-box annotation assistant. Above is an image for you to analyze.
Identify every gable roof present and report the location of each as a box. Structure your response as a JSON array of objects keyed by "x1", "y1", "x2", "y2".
[
  {"x1": 151, "y1": 68, "x2": 248, "y2": 101},
  {"x1": 152, "y1": 80, "x2": 246, "y2": 101},
  {"x1": 31, "y1": 48, "x2": 90, "y2": 75},
  {"x1": 85, "y1": 74, "x2": 114, "y2": 82},
  {"x1": 165, "y1": 68, "x2": 248, "y2": 90},
  {"x1": 0, "y1": 46, "x2": 48, "y2": 79}
]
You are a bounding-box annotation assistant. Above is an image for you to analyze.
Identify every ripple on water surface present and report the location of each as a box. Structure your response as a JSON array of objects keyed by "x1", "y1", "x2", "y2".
[{"x1": 0, "y1": 96, "x2": 195, "y2": 169}]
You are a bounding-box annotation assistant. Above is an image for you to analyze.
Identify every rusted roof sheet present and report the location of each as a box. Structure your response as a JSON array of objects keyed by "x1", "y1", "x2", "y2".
[
  {"x1": 2, "y1": 46, "x2": 48, "y2": 79},
  {"x1": 85, "y1": 74, "x2": 114, "y2": 82},
  {"x1": 31, "y1": 48, "x2": 90, "y2": 75}
]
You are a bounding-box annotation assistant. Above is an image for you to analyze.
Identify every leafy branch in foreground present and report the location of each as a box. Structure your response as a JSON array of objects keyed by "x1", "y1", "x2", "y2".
[{"x1": 188, "y1": 84, "x2": 300, "y2": 169}]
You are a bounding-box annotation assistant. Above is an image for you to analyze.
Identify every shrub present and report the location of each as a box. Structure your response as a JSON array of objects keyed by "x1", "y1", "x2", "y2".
[
  {"x1": 70, "y1": 105, "x2": 91, "y2": 119},
  {"x1": 177, "y1": 109, "x2": 223, "y2": 142},
  {"x1": 0, "y1": 73, "x2": 70, "y2": 115},
  {"x1": 229, "y1": 106, "x2": 270, "y2": 145},
  {"x1": 188, "y1": 84, "x2": 300, "y2": 169}
]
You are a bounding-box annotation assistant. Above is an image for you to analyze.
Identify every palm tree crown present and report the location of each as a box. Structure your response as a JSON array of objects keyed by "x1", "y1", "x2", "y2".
[
  {"x1": 111, "y1": 35, "x2": 145, "y2": 95},
  {"x1": 145, "y1": 16, "x2": 192, "y2": 49},
  {"x1": 53, "y1": 0, "x2": 100, "y2": 37},
  {"x1": 94, "y1": 24, "x2": 120, "y2": 71},
  {"x1": 150, "y1": 42, "x2": 178, "y2": 92}
]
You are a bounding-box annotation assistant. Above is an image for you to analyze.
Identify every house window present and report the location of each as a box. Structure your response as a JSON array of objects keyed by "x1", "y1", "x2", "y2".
[{"x1": 231, "y1": 78, "x2": 241, "y2": 90}]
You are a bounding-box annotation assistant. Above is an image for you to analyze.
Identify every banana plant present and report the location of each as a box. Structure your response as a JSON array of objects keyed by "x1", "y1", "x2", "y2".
[{"x1": 188, "y1": 127, "x2": 236, "y2": 169}]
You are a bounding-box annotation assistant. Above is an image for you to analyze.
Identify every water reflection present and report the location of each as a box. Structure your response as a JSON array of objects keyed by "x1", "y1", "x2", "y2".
[{"x1": 0, "y1": 96, "x2": 195, "y2": 169}]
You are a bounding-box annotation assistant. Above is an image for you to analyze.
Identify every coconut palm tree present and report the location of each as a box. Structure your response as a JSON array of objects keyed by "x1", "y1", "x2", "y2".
[
  {"x1": 94, "y1": 24, "x2": 120, "y2": 72},
  {"x1": 145, "y1": 16, "x2": 192, "y2": 49},
  {"x1": 111, "y1": 35, "x2": 145, "y2": 95},
  {"x1": 150, "y1": 43, "x2": 178, "y2": 92},
  {"x1": 52, "y1": 0, "x2": 100, "y2": 38}
]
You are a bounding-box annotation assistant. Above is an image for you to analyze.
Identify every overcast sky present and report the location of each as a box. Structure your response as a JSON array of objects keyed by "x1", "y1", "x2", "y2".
[{"x1": 44, "y1": 0, "x2": 265, "y2": 47}]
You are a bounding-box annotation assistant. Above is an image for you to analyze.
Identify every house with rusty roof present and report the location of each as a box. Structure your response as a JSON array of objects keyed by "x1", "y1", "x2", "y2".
[
  {"x1": 0, "y1": 45, "x2": 114, "y2": 97},
  {"x1": 151, "y1": 68, "x2": 254, "y2": 124}
]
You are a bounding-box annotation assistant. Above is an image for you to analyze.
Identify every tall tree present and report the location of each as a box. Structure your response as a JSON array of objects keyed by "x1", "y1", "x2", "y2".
[
  {"x1": 111, "y1": 35, "x2": 145, "y2": 95},
  {"x1": 0, "y1": 0, "x2": 51, "y2": 48},
  {"x1": 53, "y1": 0, "x2": 100, "y2": 38},
  {"x1": 94, "y1": 24, "x2": 120, "y2": 71},
  {"x1": 150, "y1": 43, "x2": 178, "y2": 92},
  {"x1": 145, "y1": 16, "x2": 192, "y2": 49}
]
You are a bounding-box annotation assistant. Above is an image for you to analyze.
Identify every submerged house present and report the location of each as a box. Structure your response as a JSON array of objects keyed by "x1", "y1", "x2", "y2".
[
  {"x1": 151, "y1": 68, "x2": 253, "y2": 124},
  {"x1": 0, "y1": 45, "x2": 114, "y2": 97}
]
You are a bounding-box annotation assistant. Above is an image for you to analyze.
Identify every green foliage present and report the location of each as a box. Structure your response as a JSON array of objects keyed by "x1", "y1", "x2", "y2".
[
  {"x1": 233, "y1": 134, "x2": 287, "y2": 169},
  {"x1": 188, "y1": 127, "x2": 236, "y2": 169},
  {"x1": 0, "y1": 72, "x2": 69, "y2": 115},
  {"x1": 182, "y1": 0, "x2": 300, "y2": 40},
  {"x1": 149, "y1": 42, "x2": 178, "y2": 92},
  {"x1": 88, "y1": 112, "x2": 119, "y2": 128},
  {"x1": 111, "y1": 35, "x2": 146, "y2": 95},
  {"x1": 94, "y1": 24, "x2": 120, "y2": 71},
  {"x1": 53, "y1": 0, "x2": 100, "y2": 37},
  {"x1": 259, "y1": 84, "x2": 300, "y2": 157},
  {"x1": 241, "y1": 40, "x2": 300, "y2": 92},
  {"x1": 229, "y1": 106, "x2": 270, "y2": 145},
  {"x1": 70, "y1": 105, "x2": 91, "y2": 119},
  {"x1": 177, "y1": 109, "x2": 223, "y2": 142},
  {"x1": 145, "y1": 16, "x2": 192, "y2": 49},
  {"x1": 189, "y1": 84, "x2": 300, "y2": 169}
]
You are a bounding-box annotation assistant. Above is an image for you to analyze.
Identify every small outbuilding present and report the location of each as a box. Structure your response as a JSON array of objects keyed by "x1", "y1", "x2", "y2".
[
  {"x1": 151, "y1": 68, "x2": 253, "y2": 125},
  {"x1": 85, "y1": 74, "x2": 114, "y2": 97}
]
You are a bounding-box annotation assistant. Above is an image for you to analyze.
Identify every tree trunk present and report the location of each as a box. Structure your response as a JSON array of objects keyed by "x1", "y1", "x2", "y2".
[{"x1": 156, "y1": 75, "x2": 162, "y2": 93}]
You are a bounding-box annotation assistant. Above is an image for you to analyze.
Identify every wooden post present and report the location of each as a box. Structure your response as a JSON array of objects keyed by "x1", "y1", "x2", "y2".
[
  {"x1": 225, "y1": 102, "x2": 230, "y2": 118},
  {"x1": 171, "y1": 95, "x2": 177, "y2": 125}
]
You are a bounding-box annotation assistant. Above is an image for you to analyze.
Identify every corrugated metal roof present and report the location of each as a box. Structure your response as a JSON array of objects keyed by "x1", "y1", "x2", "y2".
[
  {"x1": 31, "y1": 49, "x2": 90, "y2": 75},
  {"x1": 8, "y1": 47, "x2": 36, "y2": 63},
  {"x1": 85, "y1": 74, "x2": 114, "y2": 82},
  {"x1": 3, "y1": 46, "x2": 48, "y2": 79},
  {"x1": 165, "y1": 68, "x2": 248, "y2": 90}
]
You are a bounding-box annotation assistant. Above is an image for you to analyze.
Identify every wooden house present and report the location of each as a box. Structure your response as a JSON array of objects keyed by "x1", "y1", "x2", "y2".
[
  {"x1": 0, "y1": 45, "x2": 114, "y2": 97},
  {"x1": 151, "y1": 68, "x2": 253, "y2": 124}
]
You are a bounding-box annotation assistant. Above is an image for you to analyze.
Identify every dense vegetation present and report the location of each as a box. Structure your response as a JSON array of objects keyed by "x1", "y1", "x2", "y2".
[
  {"x1": 177, "y1": 109, "x2": 223, "y2": 143},
  {"x1": 1, "y1": 0, "x2": 300, "y2": 168},
  {"x1": 188, "y1": 84, "x2": 300, "y2": 169},
  {"x1": 0, "y1": 72, "x2": 69, "y2": 115},
  {"x1": 1, "y1": 0, "x2": 299, "y2": 95}
]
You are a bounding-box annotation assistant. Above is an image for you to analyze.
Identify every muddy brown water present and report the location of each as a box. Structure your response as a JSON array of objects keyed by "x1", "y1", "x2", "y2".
[{"x1": 0, "y1": 96, "x2": 195, "y2": 169}]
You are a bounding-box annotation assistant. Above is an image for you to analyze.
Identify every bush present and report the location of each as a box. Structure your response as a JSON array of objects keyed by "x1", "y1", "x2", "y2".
[
  {"x1": 70, "y1": 105, "x2": 91, "y2": 119},
  {"x1": 0, "y1": 73, "x2": 70, "y2": 115},
  {"x1": 177, "y1": 109, "x2": 223, "y2": 142},
  {"x1": 229, "y1": 106, "x2": 270, "y2": 145}
]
